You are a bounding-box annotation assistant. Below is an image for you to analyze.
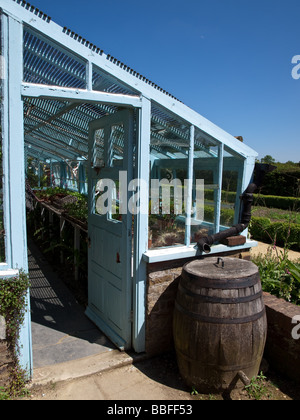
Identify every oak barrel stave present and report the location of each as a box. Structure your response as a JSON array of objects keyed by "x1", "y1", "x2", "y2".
[{"x1": 173, "y1": 258, "x2": 267, "y2": 393}]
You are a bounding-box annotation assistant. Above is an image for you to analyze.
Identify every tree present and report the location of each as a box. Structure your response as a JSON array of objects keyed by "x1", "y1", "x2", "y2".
[{"x1": 261, "y1": 155, "x2": 276, "y2": 165}]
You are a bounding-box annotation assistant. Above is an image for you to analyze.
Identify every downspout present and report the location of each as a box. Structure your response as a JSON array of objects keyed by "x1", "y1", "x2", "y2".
[{"x1": 197, "y1": 183, "x2": 257, "y2": 254}]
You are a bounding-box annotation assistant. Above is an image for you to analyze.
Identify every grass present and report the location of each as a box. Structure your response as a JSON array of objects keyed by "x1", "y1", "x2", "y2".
[
  {"x1": 250, "y1": 203, "x2": 300, "y2": 305},
  {"x1": 252, "y1": 206, "x2": 300, "y2": 224}
]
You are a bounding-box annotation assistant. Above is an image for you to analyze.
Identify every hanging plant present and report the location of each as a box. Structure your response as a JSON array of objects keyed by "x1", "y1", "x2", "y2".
[{"x1": 0, "y1": 271, "x2": 31, "y2": 398}]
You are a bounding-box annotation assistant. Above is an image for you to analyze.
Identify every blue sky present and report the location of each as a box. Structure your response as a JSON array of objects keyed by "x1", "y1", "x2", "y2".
[{"x1": 30, "y1": 0, "x2": 300, "y2": 163}]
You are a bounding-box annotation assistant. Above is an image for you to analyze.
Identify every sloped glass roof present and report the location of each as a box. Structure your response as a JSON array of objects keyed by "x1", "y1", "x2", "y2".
[{"x1": 2, "y1": 0, "x2": 257, "y2": 166}]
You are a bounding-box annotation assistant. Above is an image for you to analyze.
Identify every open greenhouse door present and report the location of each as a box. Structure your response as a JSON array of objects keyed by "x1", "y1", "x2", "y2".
[{"x1": 86, "y1": 110, "x2": 134, "y2": 351}]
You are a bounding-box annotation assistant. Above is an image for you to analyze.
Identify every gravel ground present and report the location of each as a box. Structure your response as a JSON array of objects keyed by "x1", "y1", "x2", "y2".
[{"x1": 251, "y1": 242, "x2": 300, "y2": 262}]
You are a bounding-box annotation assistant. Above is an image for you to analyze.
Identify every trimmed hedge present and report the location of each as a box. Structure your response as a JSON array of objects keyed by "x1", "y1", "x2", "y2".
[
  {"x1": 204, "y1": 206, "x2": 300, "y2": 251},
  {"x1": 205, "y1": 189, "x2": 300, "y2": 211},
  {"x1": 253, "y1": 195, "x2": 300, "y2": 211},
  {"x1": 204, "y1": 206, "x2": 235, "y2": 227},
  {"x1": 249, "y1": 217, "x2": 300, "y2": 251}
]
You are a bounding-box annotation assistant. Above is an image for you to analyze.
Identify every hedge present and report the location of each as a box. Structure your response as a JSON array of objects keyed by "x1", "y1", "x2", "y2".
[
  {"x1": 260, "y1": 170, "x2": 300, "y2": 197},
  {"x1": 205, "y1": 190, "x2": 300, "y2": 211},
  {"x1": 253, "y1": 195, "x2": 300, "y2": 211},
  {"x1": 204, "y1": 209, "x2": 300, "y2": 251},
  {"x1": 249, "y1": 217, "x2": 300, "y2": 251}
]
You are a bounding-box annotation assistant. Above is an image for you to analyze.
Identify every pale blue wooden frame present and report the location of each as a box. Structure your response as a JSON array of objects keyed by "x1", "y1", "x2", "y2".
[
  {"x1": 0, "y1": 13, "x2": 28, "y2": 272},
  {"x1": 0, "y1": 11, "x2": 33, "y2": 377},
  {"x1": 0, "y1": 0, "x2": 259, "y2": 362}
]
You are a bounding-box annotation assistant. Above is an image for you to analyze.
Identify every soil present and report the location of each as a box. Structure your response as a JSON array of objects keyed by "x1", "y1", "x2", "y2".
[{"x1": 21, "y1": 352, "x2": 300, "y2": 401}]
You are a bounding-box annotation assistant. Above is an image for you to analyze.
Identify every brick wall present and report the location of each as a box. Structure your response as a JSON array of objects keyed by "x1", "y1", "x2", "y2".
[
  {"x1": 0, "y1": 340, "x2": 11, "y2": 388},
  {"x1": 0, "y1": 316, "x2": 12, "y2": 388},
  {"x1": 146, "y1": 261, "x2": 183, "y2": 355},
  {"x1": 263, "y1": 293, "x2": 300, "y2": 383}
]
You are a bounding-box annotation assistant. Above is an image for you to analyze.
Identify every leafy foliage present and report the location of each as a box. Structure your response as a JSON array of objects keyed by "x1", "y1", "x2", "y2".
[
  {"x1": 245, "y1": 372, "x2": 268, "y2": 400},
  {"x1": 249, "y1": 217, "x2": 300, "y2": 251},
  {"x1": 252, "y1": 249, "x2": 300, "y2": 305},
  {"x1": 0, "y1": 272, "x2": 31, "y2": 397}
]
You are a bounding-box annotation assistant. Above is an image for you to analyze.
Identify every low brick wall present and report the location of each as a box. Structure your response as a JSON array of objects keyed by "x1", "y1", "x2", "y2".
[
  {"x1": 146, "y1": 261, "x2": 182, "y2": 355},
  {"x1": 145, "y1": 253, "x2": 300, "y2": 384},
  {"x1": 0, "y1": 318, "x2": 12, "y2": 389},
  {"x1": 263, "y1": 293, "x2": 300, "y2": 383},
  {"x1": 0, "y1": 340, "x2": 11, "y2": 389}
]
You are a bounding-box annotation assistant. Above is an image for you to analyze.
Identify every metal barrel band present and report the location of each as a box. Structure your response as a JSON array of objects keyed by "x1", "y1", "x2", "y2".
[
  {"x1": 178, "y1": 283, "x2": 263, "y2": 304},
  {"x1": 175, "y1": 348, "x2": 261, "y2": 373},
  {"x1": 175, "y1": 302, "x2": 266, "y2": 325},
  {"x1": 181, "y1": 271, "x2": 260, "y2": 290}
]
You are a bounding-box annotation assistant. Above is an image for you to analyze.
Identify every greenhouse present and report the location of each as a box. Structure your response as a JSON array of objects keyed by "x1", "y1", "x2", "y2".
[{"x1": 0, "y1": 0, "x2": 258, "y2": 377}]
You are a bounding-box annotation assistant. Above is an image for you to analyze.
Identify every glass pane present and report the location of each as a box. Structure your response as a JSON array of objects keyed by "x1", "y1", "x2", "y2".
[
  {"x1": 222, "y1": 147, "x2": 244, "y2": 228},
  {"x1": 108, "y1": 124, "x2": 124, "y2": 168},
  {"x1": 0, "y1": 133, "x2": 5, "y2": 263},
  {"x1": 221, "y1": 170, "x2": 238, "y2": 228},
  {"x1": 149, "y1": 106, "x2": 189, "y2": 249},
  {"x1": 94, "y1": 177, "x2": 122, "y2": 222},
  {"x1": 23, "y1": 29, "x2": 86, "y2": 88},
  {"x1": 93, "y1": 65, "x2": 138, "y2": 96},
  {"x1": 0, "y1": 14, "x2": 5, "y2": 262},
  {"x1": 191, "y1": 129, "x2": 220, "y2": 243},
  {"x1": 91, "y1": 128, "x2": 105, "y2": 169}
]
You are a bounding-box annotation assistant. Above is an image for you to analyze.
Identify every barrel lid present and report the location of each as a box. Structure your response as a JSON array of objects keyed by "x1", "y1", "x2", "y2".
[{"x1": 183, "y1": 257, "x2": 258, "y2": 280}]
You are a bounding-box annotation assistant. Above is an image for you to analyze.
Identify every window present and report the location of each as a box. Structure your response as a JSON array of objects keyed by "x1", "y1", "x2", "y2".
[
  {"x1": 23, "y1": 29, "x2": 86, "y2": 89},
  {"x1": 148, "y1": 108, "x2": 244, "y2": 251},
  {"x1": 191, "y1": 130, "x2": 221, "y2": 243},
  {"x1": 222, "y1": 147, "x2": 245, "y2": 228},
  {"x1": 149, "y1": 105, "x2": 190, "y2": 249}
]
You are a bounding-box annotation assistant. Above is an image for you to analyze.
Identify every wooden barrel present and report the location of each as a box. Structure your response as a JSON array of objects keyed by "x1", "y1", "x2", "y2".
[{"x1": 173, "y1": 257, "x2": 267, "y2": 393}]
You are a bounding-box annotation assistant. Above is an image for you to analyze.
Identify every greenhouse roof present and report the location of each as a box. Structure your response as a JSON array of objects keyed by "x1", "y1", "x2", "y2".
[{"x1": 4, "y1": 0, "x2": 258, "y2": 164}]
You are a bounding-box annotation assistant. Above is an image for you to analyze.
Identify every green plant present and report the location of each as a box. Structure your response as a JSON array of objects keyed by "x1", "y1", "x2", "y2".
[
  {"x1": 249, "y1": 217, "x2": 300, "y2": 251},
  {"x1": 0, "y1": 272, "x2": 31, "y2": 398},
  {"x1": 252, "y1": 248, "x2": 300, "y2": 305},
  {"x1": 287, "y1": 260, "x2": 300, "y2": 283},
  {"x1": 63, "y1": 195, "x2": 88, "y2": 223},
  {"x1": 245, "y1": 372, "x2": 267, "y2": 400},
  {"x1": 0, "y1": 387, "x2": 9, "y2": 400},
  {"x1": 191, "y1": 387, "x2": 199, "y2": 396}
]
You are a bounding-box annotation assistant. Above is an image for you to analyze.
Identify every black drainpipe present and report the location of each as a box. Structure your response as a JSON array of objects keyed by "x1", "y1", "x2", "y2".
[
  {"x1": 197, "y1": 183, "x2": 257, "y2": 254},
  {"x1": 197, "y1": 163, "x2": 276, "y2": 254}
]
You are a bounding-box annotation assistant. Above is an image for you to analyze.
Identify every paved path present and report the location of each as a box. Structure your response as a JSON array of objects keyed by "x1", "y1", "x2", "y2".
[
  {"x1": 28, "y1": 238, "x2": 116, "y2": 369},
  {"x1": 28, "y1": 352, "x2": 195, "y2": 401}
]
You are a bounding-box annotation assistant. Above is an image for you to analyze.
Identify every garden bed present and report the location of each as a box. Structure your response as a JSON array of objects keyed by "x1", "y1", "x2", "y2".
[
  {"x1": 34, "y1": 187, "x2": 88, "y2": 227},
  {"x1": 252, "y1": 247, "x2": 300, "y2": 306}
]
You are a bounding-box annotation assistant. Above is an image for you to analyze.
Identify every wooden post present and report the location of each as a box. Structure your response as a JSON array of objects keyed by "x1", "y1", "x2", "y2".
[
  {"x1": 60, "y1": 216, "x2": 65, "y2": 264},
  {"x1": 1, "y1": 13, "x2": 32, "y2": 376},
  {"x1": 214, "y1": 144, "x2": 224, "y2": 233},
  {"x1": 185, "y1": 125, "x2": 195, "y2": 246},
  {"x1": 74, "y1": 225, "x2": 80, "y2": 282},
  {"x1": 132, "y1": 96, "x2": 151, "y2": 353}
]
